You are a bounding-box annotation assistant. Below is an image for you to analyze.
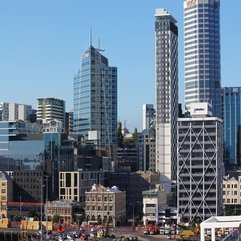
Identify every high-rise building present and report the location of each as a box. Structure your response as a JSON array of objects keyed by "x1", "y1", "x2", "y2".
[
  {"x1": 155, "y1": 9, "x2": 178, "y2": 191},
  {"x1": 222, "y1": 87, "x2": 241, "y2": 168},
  {"x1": 184, "y1": 0, "x2": 221, "y2": 118},
  {"x1": 142, "y1": 104, "x2": 155, "y2": 131},
  {"x1": 177, "y1": 103, "x2": 224, "y2": 222},
  {"x1": 73, "y1": 45, "x2": 117, "y2": 149},
  {"x1": 37, "y1": 98, "x2": 65, "y2": 128},
  {"x1": 0, "y1": 102, "x2": 33, "y2": 122}
]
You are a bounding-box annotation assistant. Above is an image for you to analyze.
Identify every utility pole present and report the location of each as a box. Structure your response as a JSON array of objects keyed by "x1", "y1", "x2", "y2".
[
  {"x1": 39, "y1": 178, "x2": 44, "y2": 241},
  {"x1": 19, "y1": 196, "x2": 22, "y2": 219},
  {"x1": 45, "y1": 175, "x2": 49, "y2": 239},
  {"x1": 130, "y1": 203, "x2": 135, "y2": 232}
]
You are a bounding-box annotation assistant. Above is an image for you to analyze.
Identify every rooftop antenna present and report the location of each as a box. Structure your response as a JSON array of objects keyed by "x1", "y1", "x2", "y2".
[
  {"x1": 97, "y1": 37, "x2": 105, "y2": 52},
  {"x1": 89, "y1": 27, "x2": 92, "y2": 46}
]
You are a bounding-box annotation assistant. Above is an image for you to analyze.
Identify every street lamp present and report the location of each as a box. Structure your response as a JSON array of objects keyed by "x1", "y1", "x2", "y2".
[
  {"x1": 39, "y1": 178, "x2": 45, "y2": 241},
  {"x1": 44, "y1": 175, "x2": 49, "y2": 239},
  {"x1": 19, "y1": 195, "x2": 22, "y2": 220},
  {"x1": 129, "y1": 203, "x2": 135, "y2": 232}
]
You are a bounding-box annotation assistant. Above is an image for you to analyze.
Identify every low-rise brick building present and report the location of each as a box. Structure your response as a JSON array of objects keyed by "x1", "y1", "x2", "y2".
[{"x1": 85, "y1": 184, "x2": 126, "y2": 227}]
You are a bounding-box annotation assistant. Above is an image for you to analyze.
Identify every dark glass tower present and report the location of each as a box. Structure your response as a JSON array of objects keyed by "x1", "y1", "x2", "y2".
[{"x1": 222, "y1": 87, "x2": 241, "y2": 168}]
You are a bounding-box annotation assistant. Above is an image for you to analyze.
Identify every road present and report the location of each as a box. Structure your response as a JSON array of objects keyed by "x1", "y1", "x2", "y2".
[{"x1": 111, "y1": 227, "x2": 171, "y2": 241}]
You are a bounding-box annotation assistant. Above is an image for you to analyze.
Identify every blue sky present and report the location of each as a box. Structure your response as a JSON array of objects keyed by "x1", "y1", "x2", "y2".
[{"x1": 0, "y1": 1, "x2": 240, "y2": 131}]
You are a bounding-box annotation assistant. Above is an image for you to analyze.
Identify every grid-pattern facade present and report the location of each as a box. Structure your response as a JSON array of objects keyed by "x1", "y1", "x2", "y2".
[
  {"x1": 73, "y1": 46, "x2": 117, "y2": 149},
  {"x1": 177, "y1": 117, "x2": 223, "y2": 222},
  {"x1": 37, "y1": 98, "x2": 65, "y2": 127},
  {"x1": 59, "y1": 171, "x2": 107, "y2": 205},
  {"x1": 222, "y1": 87, "x2": 241, "y2": 167},
  {"x1": 184, "y1": 0, "x2": 221, "y2": 118},
  {"x1": 155, "y1": 9, "x2": 178, "y2": 191}
]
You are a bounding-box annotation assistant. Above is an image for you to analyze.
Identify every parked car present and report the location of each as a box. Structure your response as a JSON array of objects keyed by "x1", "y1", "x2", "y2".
[{"x1": 143, "y1": 229, "x2": 149, "y2": 235}]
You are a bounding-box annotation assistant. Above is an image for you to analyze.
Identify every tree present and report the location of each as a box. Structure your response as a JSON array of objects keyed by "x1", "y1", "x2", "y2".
[
  {"x1": 132, "y1": 128, "x2": 138, "y2": 143},
  {"x1": 27, "y1": 210, "x2": 39, "y2": 220},
  {"x1": 52, "y1": 214, "x2": 60, "y2": 223},
  {"x1": 74, "y1": 213, "x2": 85, "y2": 225},
  {"x1": 117, "y1": 122, "x2": 124, "y2": 148}
]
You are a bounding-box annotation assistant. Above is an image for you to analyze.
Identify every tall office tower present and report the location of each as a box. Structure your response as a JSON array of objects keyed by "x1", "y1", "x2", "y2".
[
  {"x1": 177, "y1": 103, "x2": 224, "y2": 222},
  {"x1": 37, "y1": 98, "x2": 65, "y2": 127},
  {"x1": 0, "y1": 102, "x2": 33, "y2": 121},
  {"x1": 184, "y1": 0, "x2": 221, "y2": 118},
  {"x1": 73, "y1": 45, "x2": 117, "y2": 149},
  {"x1": 142, "y1": 104, "x2": 155, "y2": 130},
  {"x1": 155, "y1": 9, "x2": 178, "y2": 191},
  {"x1": 222, "y1": 87, "x2": 241, "y2": 168}
]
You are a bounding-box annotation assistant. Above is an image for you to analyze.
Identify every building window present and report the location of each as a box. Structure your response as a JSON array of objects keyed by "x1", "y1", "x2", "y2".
[{"x1": 60, "y1": 189, "x2": 65, "y2": 195}]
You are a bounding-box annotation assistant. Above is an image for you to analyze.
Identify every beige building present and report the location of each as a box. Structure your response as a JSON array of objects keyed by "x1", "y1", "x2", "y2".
[
  {"x1": 0, "y1": 171, "x2": 13, "y2": 217},
  {"x1": 142, "y1": 184, "x2": 173, "y2": 225},
  {"x1": 59, "y1": 171, "x2": 107, "y2": 204},
  {"x1": 223, "y1": 174, "x2": 241, "y2": 205},
  {"x1": 45, "y1": 200, "x2": 82, "y2": 224},
  {"x1": 85, "y1": 184, "x2": 126, "y2": 227}
]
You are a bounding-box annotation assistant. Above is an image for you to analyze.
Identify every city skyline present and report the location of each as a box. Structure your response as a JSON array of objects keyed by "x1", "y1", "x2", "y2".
[{"x1": 0, "y1": 0, "x2": 240, "y2": 131}]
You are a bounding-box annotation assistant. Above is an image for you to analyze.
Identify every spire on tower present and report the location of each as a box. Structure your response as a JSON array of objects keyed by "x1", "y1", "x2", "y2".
[{"x1": 89, "y1": 27, "x2": 92, "y2": 46}]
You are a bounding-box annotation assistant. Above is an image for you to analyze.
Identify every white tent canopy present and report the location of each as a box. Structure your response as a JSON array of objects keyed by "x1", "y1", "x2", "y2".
[{"x1": 200, "y1": 216, "x2": 241, "y2": 241}]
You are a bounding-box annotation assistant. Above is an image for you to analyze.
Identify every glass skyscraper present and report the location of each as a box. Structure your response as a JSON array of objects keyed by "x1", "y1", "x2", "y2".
[
  {"x1": 155, "y1": 9, "x2": 178, "y2": 191},
  {"x1": 184, "y1": 0, "x2": 221, "y2": 118},
  {"x1": 142, "y1": 104, "x2": 155, "y2": 131},
  {"x1": 222, "y1": 87, "x2": 241, "y2": 168},
  {"x1": 73, "y1": 45, "x2": 117, "y2": 149}
]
